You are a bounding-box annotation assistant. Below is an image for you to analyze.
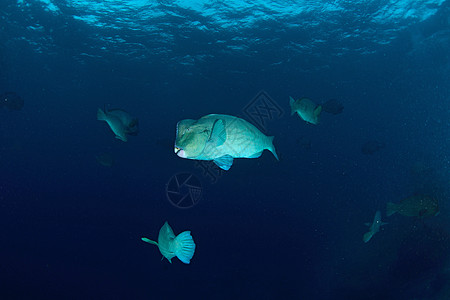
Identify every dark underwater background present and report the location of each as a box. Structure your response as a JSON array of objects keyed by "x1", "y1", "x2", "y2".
[{"x1": 1, "y1": 0, "x2": 450, "y2": 299}]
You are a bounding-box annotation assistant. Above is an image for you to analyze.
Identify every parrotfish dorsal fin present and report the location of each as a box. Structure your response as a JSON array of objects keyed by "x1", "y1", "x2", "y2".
[{"x1": 210, "y1": 119, "x2": 227, "y2": 147}]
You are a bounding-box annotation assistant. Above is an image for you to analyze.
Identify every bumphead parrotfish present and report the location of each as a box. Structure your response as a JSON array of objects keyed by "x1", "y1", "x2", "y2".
[
  {"x1": 141, "y1": 222, "x2": 196, "y2": 264},
  {"x1": 174, "y1": 114, "x2": 279, "y2": 170},
  {"x1": 363, "y1": 210, "x2": 387, "y2": 243},
  {"x1": 97, "y1": 108, "x2": 139, "y2": 142},
  {"x1": 387, "y1": 194, "x2": 439, "y2": 218},
  {"x1": 289, "y1": 96, "x2": 322, "y2": 125}
]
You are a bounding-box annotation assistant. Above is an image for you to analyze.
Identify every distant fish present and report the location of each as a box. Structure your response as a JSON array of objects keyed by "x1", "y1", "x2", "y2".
[
  {"x1": 96, "y1": 152, "x2": 114, "y2": 167},
  {"x1": 174, "y1": 114, "x2": 279, "y2": 170},
  {"x1": 289, "y1": 96, "x2": 322, "y2": 125},
  {"x1": 106, "y1": 109, "x2": 139, "y2": 136},
  {"x1": 387, "y1": 194, "x2": 439, "y2": 218},
  {"x1": 361, "y1": 140, "x2": 385, "y2": 155},
  {"x1": 141, "y1": 222, "x2": 196, "y2": 264},
  {"x1": 1, "y1": 92, "x2": 24, "y2": 111},
  {"x1": 296, "y1": 135, "x2": 312, "y2": 150},
  {"x1": 97, "y1": 108, "x2": 139, "y2": 142},
  {"x1": 321, "y1": 99, "x2": 344, "y2": 115},
  {"x1": 363, "y1": 210, "x2": 387, "y2": 243}
]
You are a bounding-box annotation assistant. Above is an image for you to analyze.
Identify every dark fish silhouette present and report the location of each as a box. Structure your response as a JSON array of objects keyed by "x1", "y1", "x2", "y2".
[
  {"x1": 1, "y1": 92, "x2": 24, "y2": 110},
  {"x1": 387, "y1": 194, "x2": 439, "y2": 217},
  {"x1": 96, "y1": 152, "x2": 114, "y2": 167},
  {"x1": 361, "y1": 140, "x2": 385, "y2": 155},
  {"x1": 321, "y1": 99, "x2": 343, "y2": 115}
]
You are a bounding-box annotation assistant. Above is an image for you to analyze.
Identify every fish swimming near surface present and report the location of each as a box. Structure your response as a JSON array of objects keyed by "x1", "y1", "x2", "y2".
[
  {"x1": 174, "y1": 114, "x2": 279, "y2": 170},
  {"x1": 363, "y1": 210, "x2": 387, "y2": 243},
  {"x1": 387, "y1": 194, "x2": 439, "y2": 217},
  {"x1": 141, "y1": 222, "x2": 196, "y2": 264},
  {"x1": 289, "y1": 96, "x2": 322, "y2": 125},
  {"x1": 97, "y1": 108, "x2": 139, "y2": 142}
]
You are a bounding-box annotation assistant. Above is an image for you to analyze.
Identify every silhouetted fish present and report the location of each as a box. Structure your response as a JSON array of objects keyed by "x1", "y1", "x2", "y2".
[
  {"x1": 1, "y1": 92, "x2": 24, "y2": 110},
  {"x1": 96, "y1": 152, "x2": 114, "y2": 167},
  {"x1": 361, "y1": 140, "x2": 385, "y2": 155},
  {"x1": 321, "y1": 99, "x2": 344, "y2": 115}
]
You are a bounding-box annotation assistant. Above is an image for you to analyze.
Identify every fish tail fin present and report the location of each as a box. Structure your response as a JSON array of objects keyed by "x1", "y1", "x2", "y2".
[
  {"x1": 97, "y1": 108, "x2": 106, "y2": 121},
  {"x1": 141, "y1": 237, "x2": 158, "y2": 246},
  {"x1": 363, "y1": 231, "x2": 373, "y2": 243},
  {"x1": 174, "y1": 231, "x2": 196, "y2": 264},
  {"x1": 267, "y1": 136, "x2": 279, "y2": 161},
  {"x1": 386, "y1": 202, "x2": 398, "y2": 217},
  {"x1": 289, "y1": 96, "x2": 295, "y2": 115}
]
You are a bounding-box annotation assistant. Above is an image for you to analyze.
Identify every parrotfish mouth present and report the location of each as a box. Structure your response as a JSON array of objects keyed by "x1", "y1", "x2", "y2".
[{"x1": 174, "y1": 146, "x2": 187, "y2": 158}]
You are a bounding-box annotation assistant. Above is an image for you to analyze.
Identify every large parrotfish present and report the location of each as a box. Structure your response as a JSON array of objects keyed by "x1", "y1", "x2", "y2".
[
  {"x1": 141, "y1": 222, "x2": 196, "y2": 264},
  {"x1": 174, "y1": 114, "x2": 279, "y2": 170},
  {"x1": 289, "y1": 96, "x2": 322, "y2": 125}
]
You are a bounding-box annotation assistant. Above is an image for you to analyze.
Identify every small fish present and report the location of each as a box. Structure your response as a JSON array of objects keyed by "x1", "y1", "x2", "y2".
[
  {"x1": 1, "y1": 92, "x2": 24, "y2": 110},
  {"x1": 361, "y1": 140, "x2": 385, "y2": 155},
  {"x1": 96, "y1": 152, "x2": 114, "y2": 167},
  {"x1": 141, "y1": 222, "x2": 196, "y2": 264},
  {"x1": 289, "y1": 96, "x2": 322, "y2": 125},
  {"x1": 174, "y1": 114, "x2": 279, "y2": 170},
  {"x1": 363, "y1": 210, "x2": 387, "y2": 243},
  {"x1": 321, "y1": 99, "x2": 344, "y2": 115},
  {"x1": 387, "y1": 194, "x2": 439, "y2": 217},
  {"x1": 97, "y1": 108, "x2": 138, "y2": 142}
]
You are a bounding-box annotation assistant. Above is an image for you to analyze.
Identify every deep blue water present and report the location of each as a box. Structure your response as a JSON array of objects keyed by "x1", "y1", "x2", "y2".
[{"x1": 1, "y1": 0, "x2": 450, "y2": 299}]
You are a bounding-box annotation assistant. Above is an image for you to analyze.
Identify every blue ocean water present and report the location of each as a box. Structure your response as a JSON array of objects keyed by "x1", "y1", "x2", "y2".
[{"x1": 1, "y1": 0, "x2": 450, "y2": 299}]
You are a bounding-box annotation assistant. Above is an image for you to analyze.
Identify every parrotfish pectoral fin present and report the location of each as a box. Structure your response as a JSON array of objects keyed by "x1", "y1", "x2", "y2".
[
  {"x1": 214, "y1": 155, "x2": 233, "y2": 170},
  {"x1": 289, "y1": 96, "x2": 295, "y2": 115},
  {"x1": 174, "y1": 231, "x2": 196, "y2": 264},
  {"x1": 210, "y1": 119, "x2": 227, "y2": 147},
  {"x1": 141, "y1": 237, "x2": 158, "y2": 246}
]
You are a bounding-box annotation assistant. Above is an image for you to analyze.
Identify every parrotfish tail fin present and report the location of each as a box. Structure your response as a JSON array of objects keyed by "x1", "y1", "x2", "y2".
[
  {"x1": 363, "y1": 231, "x2": 373, "y2": 243},
  {"x1": 267, "y1": 136, "x2": 279, "y2": 161},
  {"x1": 97, "y1": 108, "x2": 106, "y2": 121},
  {"x1": 174, "y1": 231, "x2": 196, "y2": 264},
  {"x1": 141, "y1": 237, "x2": 158, "y2": 246},
  {"x1": 386, "y1": 202, "x2": 397, "y2": 217},
  {"x1": 289, "y1": 96, "x2": 296, "y2": 115},
  {"x1": 314, "y1": 105, "x2": 322, "y2": 119}
]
